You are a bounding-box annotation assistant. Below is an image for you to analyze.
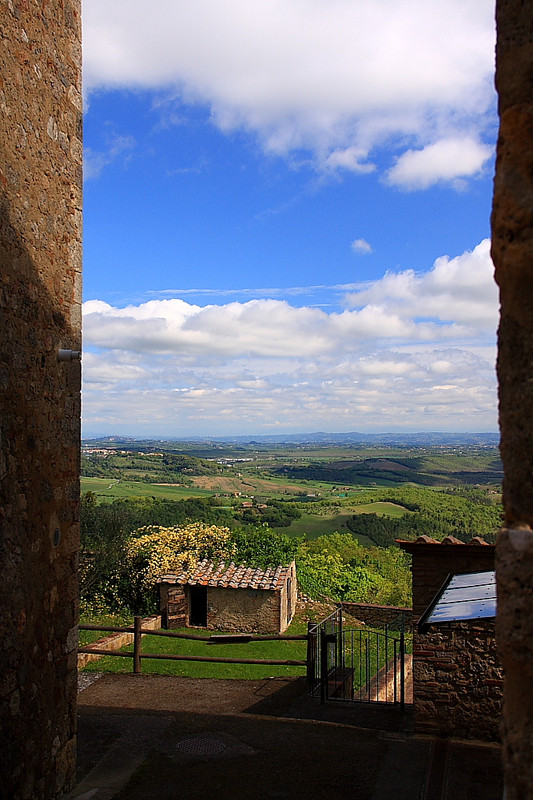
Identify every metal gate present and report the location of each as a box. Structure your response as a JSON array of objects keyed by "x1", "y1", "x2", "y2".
[{"x1": 307, "y1": 608, "x2": 411, "y2": 707}]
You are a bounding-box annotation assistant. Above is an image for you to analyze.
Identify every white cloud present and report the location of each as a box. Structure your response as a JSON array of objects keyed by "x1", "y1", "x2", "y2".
[
  {"x1": 323, "y1": 148, "x2": 375, "y2": 174},
  {"x1": 351, "y1": 238, "x2": 372, "y2": 255},
  {"x1": 82, "y1": 240, "x2": 498, "y2": 435},
  {"x1": 83, "y1": 0, "x2": 496, "y2": 188},
  {"x1": 344, "y1": 239, "x2": 497, "y2": 329},
  {"x1": 386, "y1": 137, "x2": 493, "y2": 190},
  {"x1": 84, "y1": 134, "x2": 136, "y2": 180}
]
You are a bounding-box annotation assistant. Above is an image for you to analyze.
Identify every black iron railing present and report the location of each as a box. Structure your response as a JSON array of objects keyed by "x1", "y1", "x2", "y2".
[{"x1": 308, "y1": 608, "x2": 411, "y2": 707}]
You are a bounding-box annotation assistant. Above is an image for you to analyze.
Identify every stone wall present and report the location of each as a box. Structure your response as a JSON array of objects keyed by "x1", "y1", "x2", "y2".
[
  {"x1": 340, "y1": 602, "x2": 412, "y2": 630},
  {"x1": 208, "y1": 587, "x2": 281, "y2": 633},
  {"x1": 161, "y1": 584, "x2": 188, "y2": 628},
  {"x1": 0, "y1": 2, "x2": 82, "y2": 798},
  {"x1": 492, "y1": 1, "x2": 533, "y2": 795},
  {"x1": 414, "y1": 621, "x2": 503, "y2": 741},
  {"x1": 278, "y1": 560, "x2": 297, "y2": 632},
  {"x1": 398, "y1": 539, "x2": 500, "y2": 741},
  {"x1": 161, "y1": 583, "x2": 291, "y2": 634}
]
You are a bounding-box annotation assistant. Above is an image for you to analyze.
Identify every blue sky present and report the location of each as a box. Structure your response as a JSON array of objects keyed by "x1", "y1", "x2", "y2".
[{"x1": 82, "y1": 1, "x2": 499, "y2": 438}]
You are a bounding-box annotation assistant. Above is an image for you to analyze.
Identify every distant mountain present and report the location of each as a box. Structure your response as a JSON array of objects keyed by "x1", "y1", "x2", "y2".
[
  {"x1": 83, "y1": 431, "x2": 499, "y2": 447},
  {"x1": 199, "y1": 431, "x2": 500, "y2": 446}
]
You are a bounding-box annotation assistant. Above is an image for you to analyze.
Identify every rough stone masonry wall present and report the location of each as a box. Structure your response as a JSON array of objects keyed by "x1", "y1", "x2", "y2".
[
  {"x1": 414, "y1": 621, "x2": 503, "y2": 742},
  {"x1": 0, "y1": 2, "x2": 82, "y2": 798},
  {"x1": 398, "y1": 540, "x2": 499, "y2": 741},
  {"x1": 161, "y1": 584, "x2": 188, "y2": 628},
  {"x1": 492, "y1": 1, "x2": 533, "y2": 796},
  {"x1": 279, "y1": 561, "x2": 297, "y2": 632},
  {"x1": 207, "y1": 587, "x2": 281, "y2": 634},
  {"x1": 340, "y1": 602, "x2": 412, "y2": 630}
]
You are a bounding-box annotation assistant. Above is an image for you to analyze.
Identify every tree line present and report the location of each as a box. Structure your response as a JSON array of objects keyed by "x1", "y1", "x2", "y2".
[{"x1": 81, "y1": 494, "x2": 412, "y2": 617}]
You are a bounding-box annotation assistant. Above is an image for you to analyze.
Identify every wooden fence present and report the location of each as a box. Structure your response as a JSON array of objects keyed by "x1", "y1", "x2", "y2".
[{"x1": 79, "y1": 617, "x2": 308, "y2": 673}]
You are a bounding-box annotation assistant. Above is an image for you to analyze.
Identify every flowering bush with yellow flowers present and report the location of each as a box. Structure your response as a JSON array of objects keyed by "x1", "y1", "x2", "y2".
[{"x1": 122, "y1": 522, "x2": 237, "y2": 610}]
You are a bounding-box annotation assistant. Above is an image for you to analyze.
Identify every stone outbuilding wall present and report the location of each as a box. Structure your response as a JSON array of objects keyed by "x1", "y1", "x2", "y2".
[
  {"x1": 413, "y1": 620, "x2": 502, "y2": 741},
  {"x1": 0, "y1": 2, "x2": 82, "y2": 798},
  {"x1": 398, "y1": 537, "x2": 502, "y2": 741},
  {"x1": 159, "y1": 561, "x2": 298, "y2": 634},
  {"x1": 207, "y1": 585, "x2": 283, "y2": 633},
  {"x1": 340, "y1": 601, "x2": 412, "y2": 630}
]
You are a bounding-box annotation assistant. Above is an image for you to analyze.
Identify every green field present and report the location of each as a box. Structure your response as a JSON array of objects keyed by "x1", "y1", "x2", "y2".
[
  {"x1": 276, "y1": 501, "x2": 409, "y2": 543},
  {"x1": 81, "y1": 477, "x2": 214, "y2": 501},
  {"x1": 354, "y1": 501, "x2": 410, "y2": 518},
  {"x1": 279, "y1": 511, "x2": 378, "y2": 543}
]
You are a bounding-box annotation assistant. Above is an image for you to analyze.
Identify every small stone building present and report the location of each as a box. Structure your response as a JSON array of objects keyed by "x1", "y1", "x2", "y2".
[
  {"x1": 398, "y1": 536, "x2": 502, "y2": 742},
  {"x1": 158, "y1": 560, "x2": 297, "y2": 634}
]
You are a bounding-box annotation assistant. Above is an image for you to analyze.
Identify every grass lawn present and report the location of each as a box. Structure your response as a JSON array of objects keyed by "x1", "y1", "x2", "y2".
[
  {"x1": 81, "y1": 619, "x2": 308, "y2": 679},
  {"x1": 79, "y1": 610, "x2": 134, "y2": 646}
]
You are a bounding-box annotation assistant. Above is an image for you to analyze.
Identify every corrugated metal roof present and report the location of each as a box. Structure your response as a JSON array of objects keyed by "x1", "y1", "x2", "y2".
[
  {"x1": 158, "y1": 560, "x2": 292, "y2": 591},
  {"x1": 418, "y1": 570, "x2": 496, "y2": 632}
]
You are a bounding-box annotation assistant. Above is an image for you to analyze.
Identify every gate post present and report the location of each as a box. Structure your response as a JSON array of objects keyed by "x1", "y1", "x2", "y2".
[
  {"x1": 338, "y1": 606, "x2": 344, "y2": 670},
  {"x1": 320, "y1": 632, "x2": 337, "y2": 703},
  {"x1": 320, "y1": 629, "x2": 328, "y2": 704},
  {"x1": 307, "y1": 622, "x2": 317, "y2": 688},
  {"x1": 134, "y1": 616, "x2": 142, "y2": 674},
  {"x1": 400, "y1": 627, "x2": 405, "y2": 710}
]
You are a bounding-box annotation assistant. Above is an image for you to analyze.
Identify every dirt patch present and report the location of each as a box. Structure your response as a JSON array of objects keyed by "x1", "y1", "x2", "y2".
[
  {"x1": 77, "y1": 673, "x2": 309, "y2": 717},
  {"x1": 190, "y1": 475, "x2": 311, "y2": 495}
]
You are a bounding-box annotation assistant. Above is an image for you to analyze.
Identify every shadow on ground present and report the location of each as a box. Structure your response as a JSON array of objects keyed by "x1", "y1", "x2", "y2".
[{"x1": 70, "y1": 674, "x2": 503, "y2": 800}]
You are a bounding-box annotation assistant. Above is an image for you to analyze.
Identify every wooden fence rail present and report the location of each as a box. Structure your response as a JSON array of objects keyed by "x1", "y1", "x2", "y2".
[{"x1": 79, "y1": 617, "x2": 308, "y2": 673}]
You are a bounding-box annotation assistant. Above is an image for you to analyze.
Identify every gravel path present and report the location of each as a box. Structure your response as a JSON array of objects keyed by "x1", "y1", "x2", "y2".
[{"x1": 77, "y1": 672, "x2": 103, "y2": 693}]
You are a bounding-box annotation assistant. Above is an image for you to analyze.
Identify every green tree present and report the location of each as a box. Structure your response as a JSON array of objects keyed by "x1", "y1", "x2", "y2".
[
  {"x1": 80, "y1": 491, "x2": 133, "y2": 598},
  {"x1": 230, "y1": 525, "x2": 299, "y2": 568}
]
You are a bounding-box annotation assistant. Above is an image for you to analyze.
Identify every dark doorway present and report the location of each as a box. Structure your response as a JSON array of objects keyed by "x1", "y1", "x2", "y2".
[{"x1": 189, "y1": 585, "x2": 208, "y2": 627}]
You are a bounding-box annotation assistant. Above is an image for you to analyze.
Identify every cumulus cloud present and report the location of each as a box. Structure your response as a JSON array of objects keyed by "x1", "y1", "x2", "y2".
[
  {"x1": 351, "y1": 238, "x2": 372, "y2": 255},
  {"x1": 344, "y1": 239, "x2": 497, "y2": 329},
  {"x1": 323, "y1": 148, "x2": 375, "y2": 174},
  {"x1": 82, "y1": 240, "x2": 498, "y2": 435},
  {"x1": 385, "y1": 137, "x2": 493, "y2": 190},
  {"x1": 83, "y1": 0, "x2": 496, "y2": 188}
]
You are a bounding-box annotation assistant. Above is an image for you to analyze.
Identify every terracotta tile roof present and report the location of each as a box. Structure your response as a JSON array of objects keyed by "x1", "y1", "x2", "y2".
[
  {"x1": 441, "y1": 535, "x2": 465, "y2": 545},
  {"x1": 158, "y1": 560, "x2": 292, "y2": 591},
  {"x1": 397, "y1": 535, "x2": 492, "y2": 547}
]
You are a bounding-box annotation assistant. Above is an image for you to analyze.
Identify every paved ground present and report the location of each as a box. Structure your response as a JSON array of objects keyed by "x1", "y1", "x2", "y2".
[{"x1": 68, "y1": 674, "x2": 503, "y2": 800}]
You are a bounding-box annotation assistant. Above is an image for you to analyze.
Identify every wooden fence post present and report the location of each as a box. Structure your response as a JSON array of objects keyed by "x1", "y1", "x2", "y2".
[{"x1": 134, "y1": 616, "x2": 142, "y2": 674}]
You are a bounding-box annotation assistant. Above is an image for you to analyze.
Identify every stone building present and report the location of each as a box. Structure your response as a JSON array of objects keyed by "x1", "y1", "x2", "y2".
[
  {"x1": 158, "y1": 560, "x2": 297, "y2": 634},
  {"x1": 0, "y1": 2, "x2": 82, "y2": 798},
  {"x1": 493, "y1": 1, "x2": 533, "y2": 795},
  {"x1": 399, "y1": 537, "x2": 502, "y2": 742}
]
